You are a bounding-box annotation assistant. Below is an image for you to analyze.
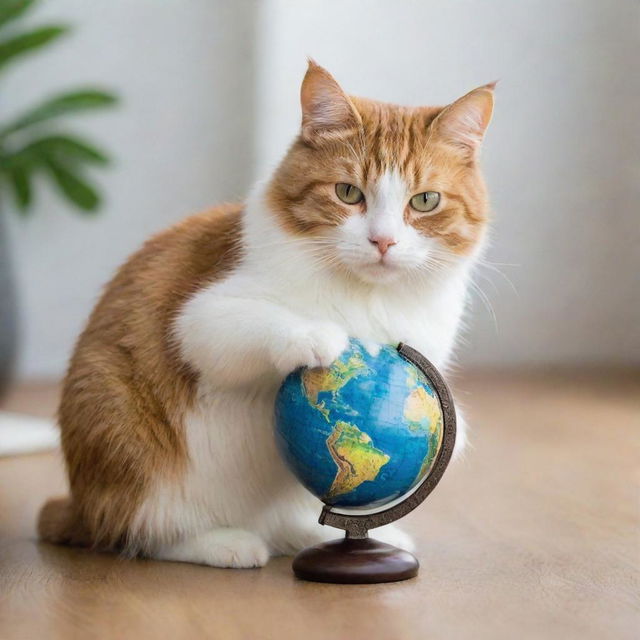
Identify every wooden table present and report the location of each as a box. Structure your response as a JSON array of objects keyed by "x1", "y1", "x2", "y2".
[{"x1": 1, "y1": 372, "x2": 638, "y2": 640}]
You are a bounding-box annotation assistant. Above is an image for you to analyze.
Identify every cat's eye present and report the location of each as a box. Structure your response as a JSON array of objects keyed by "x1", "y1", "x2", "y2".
[
  {"x1": 335, "y1": 183, "x2": 364, "y2": 205},
  {"x1": 410, "y1": 191, "x2": 441, "y2": 213}
]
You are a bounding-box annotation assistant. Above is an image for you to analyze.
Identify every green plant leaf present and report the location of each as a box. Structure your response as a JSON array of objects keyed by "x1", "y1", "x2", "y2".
[
  {"x1": 44, "y1": 158, "x2": 100, "y2": 211},
  {"x1": 0, "y1": 25, "x2": 68, "y2": 69},
  {"x1": 0, "y1": 133, "x2": 110, "y2": 169},
  {"x1": 0, "y1": 133, "x2": 110, "y2": 214},
  {"x1": 29, "y1": 134, "x2": 110, "y2": 165},
  {"x1": 0, "y1": 89, "x2": 118, "y2": 137},
  {"x1": 0, "y1": 0, "x2": 36, "y2": 30},
  {"x1": 0, "y1": 142, "x2": 40, "y2": 171},
  {"x1": 7, "y1": 164, "x2": 32, "y2": 211},
  {"x1": 48, "y1": 135, "x2": 110, "y2": 164}
]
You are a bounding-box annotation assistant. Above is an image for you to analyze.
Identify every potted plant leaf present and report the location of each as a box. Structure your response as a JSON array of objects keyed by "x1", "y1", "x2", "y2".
[{"x1": 0, "y1": 0, "x2": 117, "y2": 393}]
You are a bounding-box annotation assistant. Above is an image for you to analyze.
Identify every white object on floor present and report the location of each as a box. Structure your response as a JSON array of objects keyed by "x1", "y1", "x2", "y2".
[{"x1": 0, "y1": 411, "x2": 59, "y2": 457}]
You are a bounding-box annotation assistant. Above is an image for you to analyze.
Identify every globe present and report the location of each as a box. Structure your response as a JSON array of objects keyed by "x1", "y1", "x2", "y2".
[{"x1": 274, "y1": 338, "x2": 444, "y2": 510}]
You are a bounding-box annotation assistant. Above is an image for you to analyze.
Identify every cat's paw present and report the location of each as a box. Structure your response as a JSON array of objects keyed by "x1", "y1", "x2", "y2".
[
  {"x1": 374, "y1": 525, "x2": 415, "y2": 553},
  {"x1": 206, "y1": 530, "x2": 270, "y2": 568},
  {"x1": 271, "y1": 322, "x2": 348, "y2": 376},
  {"x1": 153, "y1": 528, "x2": 270, "y2": 569},
  {"x1": 213, "y1": 530, "x2": 271, "y2": 568}
]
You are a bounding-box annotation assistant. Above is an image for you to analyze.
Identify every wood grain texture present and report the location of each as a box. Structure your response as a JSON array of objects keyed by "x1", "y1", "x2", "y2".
[{"x1": 1, "y1": 371, "x2": 638, "y2": 640}]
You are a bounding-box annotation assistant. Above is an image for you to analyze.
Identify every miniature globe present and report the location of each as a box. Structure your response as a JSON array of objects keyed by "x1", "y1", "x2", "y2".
[{"x1": 274, "y1": 339, "x2": 444, "y2": 510}]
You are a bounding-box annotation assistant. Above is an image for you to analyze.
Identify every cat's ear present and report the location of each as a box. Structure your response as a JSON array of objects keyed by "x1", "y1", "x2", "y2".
[
  {"x1": 432, "y1": 83, "x2": 496, "y2": 156},
  {"x1": 300, "y1": 60, "x2": 361, "y2": 143}
]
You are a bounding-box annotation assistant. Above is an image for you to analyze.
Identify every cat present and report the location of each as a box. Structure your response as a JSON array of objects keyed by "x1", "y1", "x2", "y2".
[{"x1": 38, "y1": 61, "x2": 494, "y2": 568}]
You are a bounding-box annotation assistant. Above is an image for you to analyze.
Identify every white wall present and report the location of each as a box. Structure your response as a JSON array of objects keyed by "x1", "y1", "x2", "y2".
[{"x1": 4, "y1": 0, "x2": 639, "y2": 378}]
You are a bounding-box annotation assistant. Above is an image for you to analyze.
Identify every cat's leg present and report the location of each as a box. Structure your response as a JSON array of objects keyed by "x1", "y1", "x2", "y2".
[
  {"x1": 175, "y1": 285, "x2": 348, "y2": 387},
  {"x1": 251, "y1": 487, "x2": 335, "y2": 556},
  {"x1": 149, "y1": 528, "x2": 270, "y2": 569}
]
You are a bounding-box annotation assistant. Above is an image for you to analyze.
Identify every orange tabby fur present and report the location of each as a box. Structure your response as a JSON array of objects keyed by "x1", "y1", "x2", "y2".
[{"x1": 39, "y1": 204, "x2": 243, "y2": 550}]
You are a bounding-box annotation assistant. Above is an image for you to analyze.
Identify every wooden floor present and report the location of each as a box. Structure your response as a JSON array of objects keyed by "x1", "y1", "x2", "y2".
[{"x1": 0, "y1": 372, "x2": 638, "y2": 640}]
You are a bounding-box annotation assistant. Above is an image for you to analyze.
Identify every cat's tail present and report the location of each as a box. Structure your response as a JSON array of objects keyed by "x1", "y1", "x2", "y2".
[{"x1": 37, "y1": 497, "x2": 91, "y2": 546}]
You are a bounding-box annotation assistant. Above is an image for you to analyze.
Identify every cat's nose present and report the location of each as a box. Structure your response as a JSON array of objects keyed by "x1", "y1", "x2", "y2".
[{"x1": 368, "y1": 235, "x2": 397, "y2": 256}]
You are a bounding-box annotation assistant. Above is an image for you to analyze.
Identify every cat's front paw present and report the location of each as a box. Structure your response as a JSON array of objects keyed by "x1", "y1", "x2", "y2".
[{"x1": 271, "y1": 322, "x2": 348, "y2": 376}]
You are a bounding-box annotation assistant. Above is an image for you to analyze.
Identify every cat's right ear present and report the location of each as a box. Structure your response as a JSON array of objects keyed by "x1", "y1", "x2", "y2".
[
  {"x1": 431, "y1": 83, "x2": 496, "y2": 157},
  {"x1": 300, "y1": 60, "x2": 361, "y2": 144}
]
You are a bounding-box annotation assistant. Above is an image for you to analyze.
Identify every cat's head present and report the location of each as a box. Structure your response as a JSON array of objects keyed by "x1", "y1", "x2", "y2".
[{"x1": 267, "y1": 61, "x2": 495, "y2": 284}]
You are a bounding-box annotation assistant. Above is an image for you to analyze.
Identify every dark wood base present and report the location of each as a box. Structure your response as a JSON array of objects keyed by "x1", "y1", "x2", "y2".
[{"x1": 292, "y1": 536, "x2": 419, "y2": 584}]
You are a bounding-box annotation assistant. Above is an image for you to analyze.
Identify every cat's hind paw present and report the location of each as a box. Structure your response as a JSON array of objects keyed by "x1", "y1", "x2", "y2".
[{"x1": 152, "y1": 528, "x2": 270, "y2": 569}]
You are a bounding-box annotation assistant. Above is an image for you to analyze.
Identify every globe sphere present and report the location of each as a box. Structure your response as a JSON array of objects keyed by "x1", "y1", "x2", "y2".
[{"x1": 274, "y1": 339, "x2": 444, "y2": 510}]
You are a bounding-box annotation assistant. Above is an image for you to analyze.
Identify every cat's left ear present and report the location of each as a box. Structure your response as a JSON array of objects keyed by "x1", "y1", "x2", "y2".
[
  {"x1": 432, "y1": 83, "x2": 496, "y2": 157},
  {"x1": 300, "y1": 60, "x2": 361, "y2": 144}
]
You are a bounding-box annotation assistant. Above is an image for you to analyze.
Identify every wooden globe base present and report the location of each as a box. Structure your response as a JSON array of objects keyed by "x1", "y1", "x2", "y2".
[{"x1": 292, "y1": 535, "x2": 419, "y2": 584}]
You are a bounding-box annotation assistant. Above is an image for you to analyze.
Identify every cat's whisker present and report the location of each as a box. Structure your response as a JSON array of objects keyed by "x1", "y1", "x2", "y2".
[
  {"x1": 473, "y1": 269, "x2": 501, "y2": 295},
  {"x1": 467, "y1": 277, "x2": 499, "y2": 333},
  {"x1": 478, "y1": 258, "x2": 521, "y2": 268},
  {"x1": 475, "y1": 259, "x2": 519, "y2": 296}
]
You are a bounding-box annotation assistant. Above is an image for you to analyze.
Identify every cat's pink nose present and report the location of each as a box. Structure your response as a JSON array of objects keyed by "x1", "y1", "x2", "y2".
[{"x1": 369, "y1": 236, "x2": 397, "y2": 256}]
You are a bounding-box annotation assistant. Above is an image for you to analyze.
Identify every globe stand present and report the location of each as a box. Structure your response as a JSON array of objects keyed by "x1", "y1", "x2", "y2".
[
  {"x1": 292, "y1": 532, "x2": 419, "y2": 584},
  {"x1": 292, "y1": 344, "x2": 457, "y2": 585}
]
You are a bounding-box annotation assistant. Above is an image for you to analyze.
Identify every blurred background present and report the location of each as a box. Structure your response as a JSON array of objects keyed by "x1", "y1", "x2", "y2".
[{"x1": 1, "y1": 0, "x2": 639, "y2": 384}]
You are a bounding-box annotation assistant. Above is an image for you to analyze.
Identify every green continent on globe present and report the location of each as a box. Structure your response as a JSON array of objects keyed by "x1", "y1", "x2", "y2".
[
  {"x1": 324, "y1": 421, "x2": 390, "y2": 499},
  {"x1": 302, "y1": 350, "x2": 369, "y2": 421}
]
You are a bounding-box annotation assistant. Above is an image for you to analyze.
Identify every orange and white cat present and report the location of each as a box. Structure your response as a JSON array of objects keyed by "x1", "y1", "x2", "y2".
[{"x1": 39, "y1": 62, "x2": 494, "y2": 568}]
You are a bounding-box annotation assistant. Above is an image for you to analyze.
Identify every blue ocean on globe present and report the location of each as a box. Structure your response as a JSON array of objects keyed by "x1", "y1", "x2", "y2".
[{"x1": 274, "y1": 338, "x2": 444, "y2": 509}]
